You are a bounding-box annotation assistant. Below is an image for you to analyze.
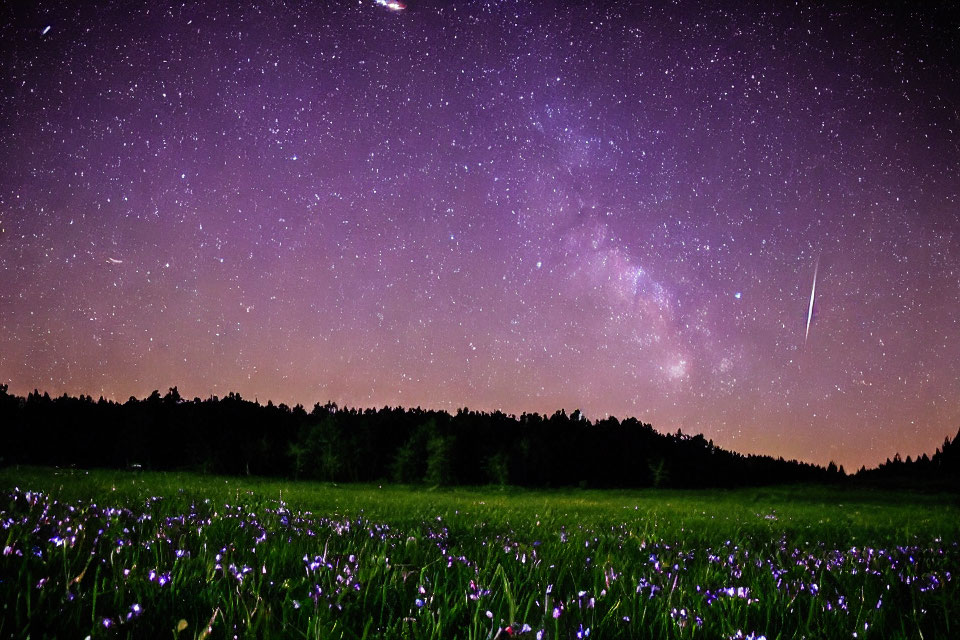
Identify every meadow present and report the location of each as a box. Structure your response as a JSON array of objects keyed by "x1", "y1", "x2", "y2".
[{"x1": 1, "y1": 468, "x2": 957, "y2": 639}]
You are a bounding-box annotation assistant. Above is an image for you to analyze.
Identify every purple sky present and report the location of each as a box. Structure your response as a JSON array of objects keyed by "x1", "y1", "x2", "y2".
[{"x1": 2, "y1": 1, "x2": 958, "y2": 470}]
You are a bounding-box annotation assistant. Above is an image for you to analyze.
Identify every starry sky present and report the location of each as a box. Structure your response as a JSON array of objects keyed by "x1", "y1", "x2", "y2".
[{"x1": 1, "y1": 1, "x2": 958, "y2": 470}]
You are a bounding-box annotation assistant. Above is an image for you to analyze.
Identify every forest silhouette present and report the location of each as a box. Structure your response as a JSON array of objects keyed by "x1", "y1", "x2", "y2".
[{"x1": 2, "y1": 385, "x2": 957, "y2": 489}]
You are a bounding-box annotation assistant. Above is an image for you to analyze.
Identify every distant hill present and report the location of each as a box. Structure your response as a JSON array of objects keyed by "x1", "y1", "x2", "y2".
[{"x1": 1, "y1": 384, "x2": 954, "y2": 489}]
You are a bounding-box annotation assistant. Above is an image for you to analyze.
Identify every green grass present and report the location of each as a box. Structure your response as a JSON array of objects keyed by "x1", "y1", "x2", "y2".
[{"x1": 1, "y1": 467, "x2": 957, "y2": 639}]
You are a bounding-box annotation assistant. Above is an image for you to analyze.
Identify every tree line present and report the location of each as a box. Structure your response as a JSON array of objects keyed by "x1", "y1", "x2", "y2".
[
  {"x1": 2, "y1": 384, "x2": 954, "y2": 488},
  {"x1": 852, "y1": 431, "x2": 960, "y2": 489}
]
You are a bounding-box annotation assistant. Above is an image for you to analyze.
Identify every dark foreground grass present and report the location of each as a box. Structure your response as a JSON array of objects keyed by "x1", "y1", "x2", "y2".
[{"x1": 1, "y1": 468, "x2": 957, "y2": 639}]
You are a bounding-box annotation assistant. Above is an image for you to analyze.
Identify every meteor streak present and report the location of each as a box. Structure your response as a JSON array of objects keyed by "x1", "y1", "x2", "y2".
[{"x1": 804, "y1": 258, "x2": 818, "y2": 346}]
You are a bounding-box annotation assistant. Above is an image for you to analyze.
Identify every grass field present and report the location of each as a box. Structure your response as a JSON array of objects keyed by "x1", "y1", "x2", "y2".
[{"x1": 1, "y1": 468, "x2": 957, "y2": 639}]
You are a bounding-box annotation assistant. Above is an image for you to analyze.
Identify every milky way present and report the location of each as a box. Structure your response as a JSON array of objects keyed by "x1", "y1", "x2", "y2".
[{"x1": 1, "y1": 1, "x2": 958, "y2": 469}]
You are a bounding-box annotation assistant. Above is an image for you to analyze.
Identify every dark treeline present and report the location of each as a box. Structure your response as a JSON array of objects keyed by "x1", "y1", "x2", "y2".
[
  {"x1": 1, "y1": 385, "x2": 843, "y2": 488},
  {"x1": 4, "y1": 384, "x2": 952, "y2": 489},
  {"x1": 851, "y1": 430, "x2": 960, "y2": 490}
]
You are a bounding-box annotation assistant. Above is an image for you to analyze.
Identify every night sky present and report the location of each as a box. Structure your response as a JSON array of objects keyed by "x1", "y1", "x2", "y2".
[{"x1": 2, "y1": 1, "x2": 958, "y2": 470}]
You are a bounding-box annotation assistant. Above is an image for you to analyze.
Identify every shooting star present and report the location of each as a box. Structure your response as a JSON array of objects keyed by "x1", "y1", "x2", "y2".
[
  {"x1": 804, "y1": 257, "x2": 819, "y2": 347},
  {"x1": 373, "y1": 0, "x2": 406, "y2": 11}
]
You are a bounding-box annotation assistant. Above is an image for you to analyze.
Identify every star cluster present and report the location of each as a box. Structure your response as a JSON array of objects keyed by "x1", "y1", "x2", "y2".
[{"x1": 1, "y1": 1, "x2": 958, "y2": 470}]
